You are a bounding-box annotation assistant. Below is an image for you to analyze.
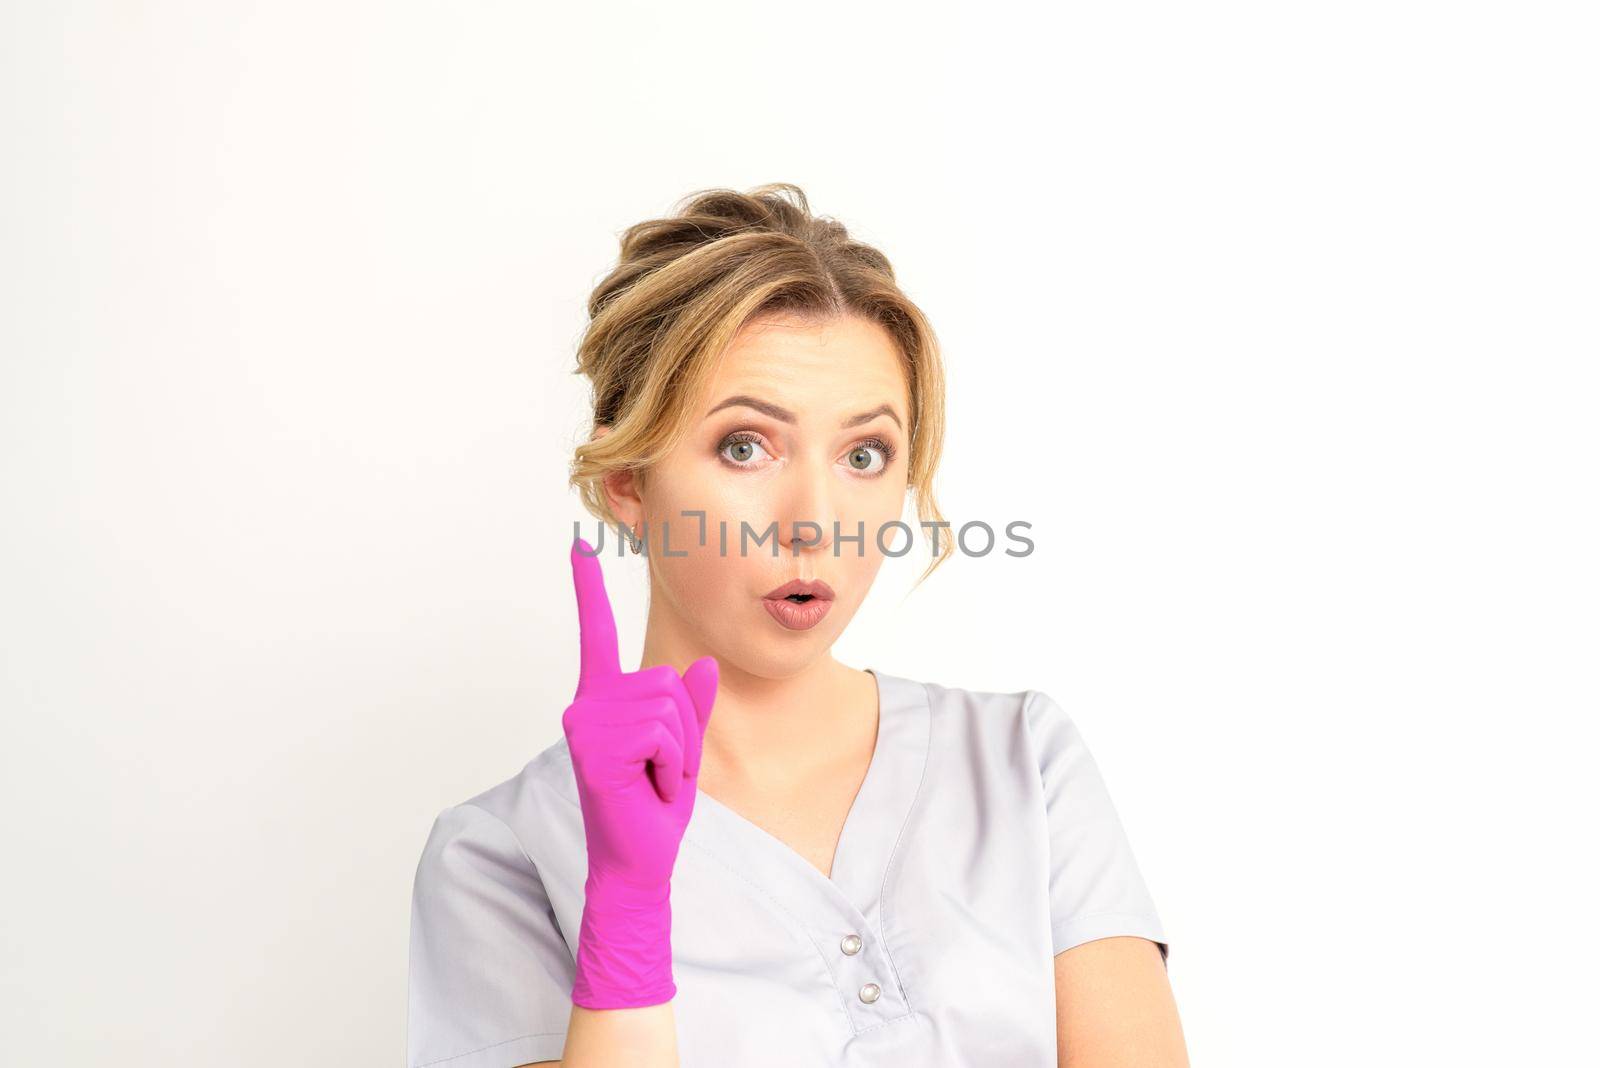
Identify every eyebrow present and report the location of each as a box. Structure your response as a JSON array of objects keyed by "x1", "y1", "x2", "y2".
[{"x1": 705, "y1": 394, "x2": 904, "y2": 431}]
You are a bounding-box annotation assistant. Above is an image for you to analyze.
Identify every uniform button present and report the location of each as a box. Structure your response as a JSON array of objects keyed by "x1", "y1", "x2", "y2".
[
  {"x1": 840, "y1": 934, "x2": 863, "y2": 955},
  {"x1": 859, "y1": 982, "x2": 881, "y2": 1004}
]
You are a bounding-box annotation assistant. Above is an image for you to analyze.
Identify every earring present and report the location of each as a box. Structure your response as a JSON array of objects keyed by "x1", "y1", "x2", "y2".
[{"x1": 625, "y1": 523, "x2": 642, "y2": 554}]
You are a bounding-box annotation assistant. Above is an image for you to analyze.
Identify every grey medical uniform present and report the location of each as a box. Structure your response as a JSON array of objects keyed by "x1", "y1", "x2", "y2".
[{"x1": 407, "y1": 669, "x2": 1168, "y2": 1068}]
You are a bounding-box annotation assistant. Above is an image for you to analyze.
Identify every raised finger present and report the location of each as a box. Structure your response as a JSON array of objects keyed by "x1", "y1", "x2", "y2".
[{"x1": 570, "y1": 537, "x2": 621, "y2": 693}]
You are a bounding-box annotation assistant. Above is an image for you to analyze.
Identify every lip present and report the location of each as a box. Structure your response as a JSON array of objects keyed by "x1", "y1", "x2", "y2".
[
  {"x1": 763, "y1": 579, "x2": 836, "y2": 601},
  {"x1": 761, "y1": 578, "x2": 836, "y2": 631}
]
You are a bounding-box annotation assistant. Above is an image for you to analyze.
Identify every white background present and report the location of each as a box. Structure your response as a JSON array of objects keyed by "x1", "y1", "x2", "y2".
[{"x1": 2, "y1": 2, "x2": 1596, "y2": 1065}]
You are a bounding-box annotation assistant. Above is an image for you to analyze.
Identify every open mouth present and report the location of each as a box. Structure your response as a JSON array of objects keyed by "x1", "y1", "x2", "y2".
[
  {"x1": 763, "y1": 579, "x2": 836, "y2": 602},
  {"x1": 761, "y1": 579, "x2": 836, "y2": 630}
]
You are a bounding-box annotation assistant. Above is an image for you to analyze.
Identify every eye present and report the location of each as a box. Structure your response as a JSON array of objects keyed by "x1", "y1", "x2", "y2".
[
  {"x1": 842, "y1": 437, "x2": 897, "y2": 477},
  {"x1": 718, "y1": 431, "x2": 773, "y2": 468}
]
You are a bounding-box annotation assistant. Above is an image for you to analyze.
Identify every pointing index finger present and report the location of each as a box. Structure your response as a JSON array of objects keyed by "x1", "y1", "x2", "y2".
[{"x1": 570, "y1": 537, "x2": 622, "y2": 692}]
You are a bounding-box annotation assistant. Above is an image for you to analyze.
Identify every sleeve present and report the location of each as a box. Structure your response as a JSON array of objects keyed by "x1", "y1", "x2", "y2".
[
  {"x1": 407, "y1": 802, "x2": 575, "y2": 1068},
  {"x1": 1022, "y1": 690, "x2": 1171, "y2": 967}
]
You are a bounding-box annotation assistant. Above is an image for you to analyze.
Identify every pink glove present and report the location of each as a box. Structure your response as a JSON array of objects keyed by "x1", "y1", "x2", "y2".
[{"x1": 562, "y1": 537, "x2": 718, "y2": 1010}]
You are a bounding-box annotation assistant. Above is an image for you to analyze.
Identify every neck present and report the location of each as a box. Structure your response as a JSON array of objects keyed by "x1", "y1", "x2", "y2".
[{"x1": 635, "y1": 582, "x2": 871, "y2": 791}]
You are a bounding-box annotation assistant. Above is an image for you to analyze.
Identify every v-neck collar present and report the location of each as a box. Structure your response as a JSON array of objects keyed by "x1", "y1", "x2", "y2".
[{"x1": 682, "y1": 667, "x2": 932, "y2": 938}]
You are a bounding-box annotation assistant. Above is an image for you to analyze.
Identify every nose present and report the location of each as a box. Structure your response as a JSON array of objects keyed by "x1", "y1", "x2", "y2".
[{"x1": 775, "y1": 453, "x2": 840, "y2": 555}]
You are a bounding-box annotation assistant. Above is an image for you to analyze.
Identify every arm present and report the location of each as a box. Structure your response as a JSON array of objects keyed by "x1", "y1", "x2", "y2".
[
  {"x1": 534, "y1": 539, "x2": 717, "y2": 1066},
  {"x1": 410, "y1": 805, "x2": 684, "y2": 1068},
  {"x1": 517, "y1": 1001, "x2": 680, "y2": 1068},
  {"x1": 409, "y1": 541, "x2": 714, "y2": 1068},
  {"x1": 1054, "y1": 936, "x2": 1188, "y2": 1068}
]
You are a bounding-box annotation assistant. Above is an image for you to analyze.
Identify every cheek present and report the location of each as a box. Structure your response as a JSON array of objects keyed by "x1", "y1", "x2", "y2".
[
  {"x1": 838, "y1": 528, "x2": 891, "y2": 593},
  {"x1": 854, "y1": 492, "x2": 909, "y2": 556},
  {"x1": 650, "y1": 457, "x2": 749, "y2": 527},
  {"x1": 648, "y1": 516, "x2": 741, "y2": 612},
  {"x1": 662, "y1": 537, "x2": 728, "y2": 584}
]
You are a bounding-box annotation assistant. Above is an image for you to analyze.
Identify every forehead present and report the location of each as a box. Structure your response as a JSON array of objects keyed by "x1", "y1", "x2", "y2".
[{"x1": 701, "y1": 313, "x2": 908, "y2": 418}]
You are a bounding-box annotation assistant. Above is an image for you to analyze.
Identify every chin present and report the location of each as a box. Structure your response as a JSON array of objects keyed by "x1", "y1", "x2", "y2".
[{"x1": 721, "y1": 636, "x2": 834, "y2": 682}]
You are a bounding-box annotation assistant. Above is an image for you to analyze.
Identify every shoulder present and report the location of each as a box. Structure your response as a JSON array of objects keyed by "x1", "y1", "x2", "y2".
[
  {"x1": 459, "y1": 735, "x2": 580, "y2": 821},
  {"x1": 885, "y1": 670, "x2": 1030, "y2": 718},
  {"x1": 879, "y1": 669, "x2": 1079, "y2": 777},
  {"x1": 417, "y1": 736, "x2": 583, "y2": 878},
  {"x1": 887, "y1": 670, "x2": 1073, "y2": 741}
]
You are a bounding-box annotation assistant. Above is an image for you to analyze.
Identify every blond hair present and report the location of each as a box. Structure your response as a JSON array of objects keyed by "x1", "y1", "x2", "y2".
[{"x1": 569, "y1": 182, "x2": 951, "y2": 585}]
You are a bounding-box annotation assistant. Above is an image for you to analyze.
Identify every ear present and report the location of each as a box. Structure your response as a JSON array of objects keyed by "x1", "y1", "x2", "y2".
[{"x1": 591, "y1": 424, "x2": 644, "y2": 530}]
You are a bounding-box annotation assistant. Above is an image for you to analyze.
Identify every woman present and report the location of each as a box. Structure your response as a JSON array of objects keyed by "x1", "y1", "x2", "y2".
[{"x1": 407, "y1": 184, "x2": 1188, "y2": 1067}]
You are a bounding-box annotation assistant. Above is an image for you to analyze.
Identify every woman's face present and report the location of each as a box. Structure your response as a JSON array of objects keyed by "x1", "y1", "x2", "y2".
[{"x1": 626, "y1": 312, "x2": 911, "y2": 679}]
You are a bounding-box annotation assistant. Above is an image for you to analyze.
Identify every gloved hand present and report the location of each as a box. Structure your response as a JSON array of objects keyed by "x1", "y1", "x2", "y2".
[{"x1": 563, "y1": 537, "x2": 719, "y2": 1010}]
